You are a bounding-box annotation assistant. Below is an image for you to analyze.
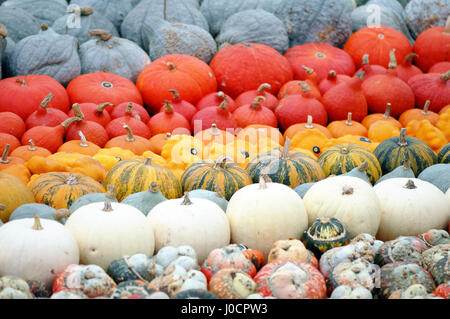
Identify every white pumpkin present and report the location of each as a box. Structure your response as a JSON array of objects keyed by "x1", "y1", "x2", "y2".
[
  {"x1": 0, "y1": 216, "x2": 79, "y2": 287},
  {"x1": 446, "y1": 188, "x2": 450, "y2": 207},
  {"x1": 373, "y1": 178, "x2": 450, "y2": 241},
  {"x1": 147, "y1": 193, "x2": 230, "y2": 263},
  {"x1": 303, "y1": 176, "x2": 381, "y2": 238},
  {"x1": 65, "y1": 202, "x2": 155, "y2": 270},
  {"x1": 226, "y1": 176, "x2": 309, "y2": 258}
]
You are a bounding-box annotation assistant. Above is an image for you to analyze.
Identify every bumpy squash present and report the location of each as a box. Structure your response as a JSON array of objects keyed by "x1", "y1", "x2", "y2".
[{"x1": 0, "y1": 172, "x2": 35, "y2": 223}]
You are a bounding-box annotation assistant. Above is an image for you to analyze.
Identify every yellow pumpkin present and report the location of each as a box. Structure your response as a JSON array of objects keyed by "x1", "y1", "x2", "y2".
[
  {"x1": 290, "y1": 129, "x2": 330, "y2": 157},
  {"x1": 436, "y1": 108, "x2": 450, "y2": 141},
  {"x1": 161, "y1": 134, "x2": 204, "y2": 168},
  {"x1": 93, "y1": 147, "x2": 137, "y2": 171},
  {"x1": 139, "y1": 150, "x2": 168, "y2": 167},
  {"x1": 367, "y1": 121, "x2": 401, "y2": 143},
  {"x1": 414, "y1": 120, "x2": 447, "y2": 153},
  {"x1": 0, "y1": 172, "x2": 35, "y2": 222},
  {"x1": 333, "y1": 135, "x2": 380, "y2": 153}
]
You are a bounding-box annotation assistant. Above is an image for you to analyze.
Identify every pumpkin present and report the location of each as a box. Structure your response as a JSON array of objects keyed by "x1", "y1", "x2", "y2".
[
  {"x1": 375, "y1": 159, "x2": 416, "y2": 184},
  {"x1": 105, "y1": 115, "x2": 151, "y2": 140},
  {"x1": 9, "y1": 24, "x2": 81, "y2": 86},
  {"x1": 63, "y1": 114, "x2": 109, "y2": 148},
  {"x1": 66, "y1": 72, "x2": 143, "y2": 107},
  {"x1": 104, "y1": 158, "x2": 182, "y2": 201},
  {"x1": 327, "y1": 260, "x2": 376, "y2": 294},
  {"x1": 318, "y1": 70, "x2": 353, "y2": 95},
  {"x1": 104, "y1": 125, "x2": 152, "y2": 156},
  {"x1": 0, "y1": 142, "x2": 23, "y2": 168},
  {"x1": 434, "y1": 282, "x2": 450, "y2": 299},
  {"x1": 418, "y1": 164, "x2": 450, "y2": 194},
  {"x1": 414, "y1": 120, "x2": 447, "y2": 153},
  {"x1": 237, "y1": 124, "x2": 284, "y2": 146},
  {"x1": 197, "y1": 91, "x2": 237, "y2": 113},
  {"x1": 283, "y1": 116, "x2": 332, "y2": 140},
  {"x1": 107, "y1": 254, "x2": 161, "y2": 284},
  {"x1": 110, "y1": 102, "x2": 150, "y2": 124},
  {"x1": 318, "y1": 143, "x2": 382, "y2": 184},
  {"x1": 161, "y1": 134, "x2": 204, "y2": 171},
  {"x1": 3, "y1": 0, "x2": 69, "y2": 26},
  {"x1": 0, "y1": 112, "x2": 25, "y2": 139},
  {"x1": 9, "y1": 203, "x2": 70, "y2": 225},
  {"x1": 0, "y1": 172, "x2": 35, "y2": 223},
  {"x1": 57, "y1": 132, "x2": 101, "y2": 157},
  {"x1": 419, "y1": 229, "x2": 450, "y2": 248},
  {"x1": 209, "y1": 42, "x2": 293, "y2": 99},
  {"x1": 0, "y1": 276, "x2": 33, "y2": 299},
  {"x1": 208, "y1": 268, "x2": 256, "y2": 299},
  {"x1": 422, "y1": 244, "x2": 450, "y2": 285},
  {"x1": 0, "y1": 6, "x2": 40, "y2": 43},
  {"x1": 395, "y1": 53, "x2": 424, "y2": 83},
  {"x1": 330, "y1": 285, "x2": 372, "y2": 299},
  {"x1": 405, "y1": 0, "x2": 449, "y2": 39},
  {"x1": 374, "y1": 236, "x2": 428, "y2": 267},
  {"x1": 362, "y1": 103, "x2": 402, "y2": 130},
  {"x1": 266, "y1": 239, "x2": 318, "y2": 268},
  {"x1": 368, "y1": 120, "x2": 401, "y2": 143},
  {"x1": 106, "y1": 280, "x2": 159, "y2": 299},
  {"x1": 191, "y1": 100, "x2": 238, "y2": 133},
  {"x1": 344, "y1": 25, "x2": 412, "y2": 69},
  {"x1": 158, "y1": 90, "x2": 197, "y2": 122},
  {"x1": 21, "y1": 121, "x2": 66, "y2": 154},
  {"x1": 285, "y1": 43, "x2": 356, "y2": 83},
  {"x1": 0, "y1": 216, "x2": 79, "y2": 287},
  {"x1": 438, "y1": 144, "x2": 450, "y2": 164},
  {"x1": 121, "y1": 182, "x2": 167, "y2": 216},
  {"x1": 327, "y1": 112, "x2": 368, "y2": 138},
  {"x1": 0, "y1": 163, "x2": 31, "y2": 185},
  {"x1": 436, "y1": 108, "x2": 450, "y2": 141},
  {"x1": 148, "y1": 193, "x2": 230, "y2": 263},
  {"x1": 25, "y1": 93, "x2": 70, "y2": 130},
  {"x1": 194, "y1": 124, "x2": 235, "y2": 147},
  {"x1": 68, "y1": 184, "x2": 118, "y2": 213},
  {"x1": 429, "y1": 62, "x2": 450, "y2": 74},
  {"x1": 373, "y1": 128, "x2": 438, "y2": 176},
  {"x1": 188, "y1": 188, "x2": 228, "y2": 213},
  {"x1": 136, "y1": 54, "x2": 217, "y2": 115},
  {"x1": 374, "y1": 178, "x2": 450, "y2": 241},
  {"x1": 341, "y1": 161, "x2": 372, "y2": 184},
  {"x1": 226, "y1": 176, "x2": 309, "y2": 258},
  {"x1": 277, "y1": 78, "x2": 321, "y2": 100},
  {"x1": 232, "y1": 96, "x2": 277, "y2": 128},
  {"x1": 149, "y1": 101, "x2": 191, "y2": 136},
  {"x1": 234, "y1": 84, "x2": 279, "y2": 112},
  {"x1": 0, "y1": 75, "x2": 70, "y2": 120},
  {"x1": 356, "y1": 54, "x2": 388, "y2": 82},
  {"x1": 149, "y1": 265, "x2": 207, "y2": 297},
  {"x1": 408, "y1": 71, "x2": 450, "y2": 113}
]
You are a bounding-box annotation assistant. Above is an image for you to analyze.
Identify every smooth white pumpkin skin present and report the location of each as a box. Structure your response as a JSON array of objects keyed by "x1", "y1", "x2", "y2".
[
  {"x1": 147, "y1": 197, "x2": 230, "y2": 263},
  {"x1": 226, "y1": 182, "x2": 309, "y2": 258},
  {"x1": 0, "y1": 218, "x2": 79, "y2": 287},
  {"x1": 446, "y1": 188, "x2": 450, "y2": 207},
  {"x1": 303, "y1": 176, "x2": 381, "y2": 239},
  {"x1": 373, "y1": 178, "x2": 450, "y2": 241},
  {"x1": 65, "y1": 202, "x2": 155, "y2": 270}
]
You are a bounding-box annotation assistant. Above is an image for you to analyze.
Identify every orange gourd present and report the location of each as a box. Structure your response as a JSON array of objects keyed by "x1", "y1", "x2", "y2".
[
  {"x1": 283, "y1": 116, "x2": 332, "y2": 140},
  {"x1": 395, "y1": 53, "x2": 423, "y2": 83},
  {"x1": 194, "y1": 123, "x2": 235, "y2": 146},
  {"x1": 436, "y1": 108, "x2": 450, "y2": 141},
  {"x1": 0, "y1": 112, "x2": 26, "y2": 139},
  {"x1": 0, "y1": 133, "x2": 21, "y2": 154},
  {"x1": 232, "y1": 96, "x2": 278, "y2": 128},
  {"x1": 439, "y1": 105, "x2": 450, "y2": 115},
  {"x1": 149, "y1": 101, "x2": 191, "y2": 136},
  {"x1": 57, "y1": 131, "x2": 101, "y2": 156},
  {"x1": 327, "y1": 112, "x2": 368, "y2": 138},
  {"x1": 104, "y1": 125, "x2": 153, "y2": 156},
  {"x1": 398, "y1": 100, "x2": 440, "y2": 127},
  {"x1": 67, "y1": 102, "x2": 113, "y2": 127},
  {"x1": 414, "y1": 120, "x2": 447, "y2": 153},
  {"x1": 368, "y1": 120, "x2": 401, "y2": 143},
  {"x1": 235, "y1": 83, "x2": 279, "y2": 111},
  {"x1": 0, "y1": 163, "x2": 31, "y2": 184},
  {"x1": 237, "y1": 124, "x2": 284, "y2": 146},
  {"x1": 10, "y1": 139, "x2": 52, "y2": 161},
  {"x1": 355, "y1": 54, "x2": 387, "y2": 82},
  {"x1": 361, "y1": 103, "x2": 402, "y2": 129},
  {"x1": 149, "y1": 133, "x2": 172, "y2": 155},
  {"x1": 0, "y1": 144, "x2": 25, "y2": 170},
  {"x1": 277, "y1": 79, "x2": 321, "y2": 100},
  {"x1": 290, "y1": 128, "x2": 330, "y2": 157},
  {"x1": 25, "y1": 93, "x2": 70, "y2": 129}
]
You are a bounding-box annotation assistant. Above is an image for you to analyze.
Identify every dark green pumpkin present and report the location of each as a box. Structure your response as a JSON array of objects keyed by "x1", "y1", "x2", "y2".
[
  {"x1": 246, "y1": 139, "x2": 325, "y2": 188},
  {"x1": 121, "y1": 182, "x2": 167, "y2": 216},
  {"x1": 417, "y1": 164, "x2": 450, "y2": 193},
  {"x1": 375, "y1": 159, "x2": 416, "y2": 184},
  {"x1": 173, "y1": 288, "x2": 219, "y2": 299},
  {"x1": 302, "y1": 217, "x2": 350, "y2": 258},
  {"x1": 438, "y1": 144, "x2": 450, "y2": 164},
  {"x1": 9, "y1": 203, "x2": 71, "y2": 224},
  {"x1": 373, "y1": 128, "x2": 437, "y2": 176}
]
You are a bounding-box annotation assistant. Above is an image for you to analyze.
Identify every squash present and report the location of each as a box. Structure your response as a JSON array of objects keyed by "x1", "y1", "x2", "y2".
[
  {"x1": 0, "y1": 276, "x2": 33, "y2": 299},
  {"x1": 65, "y1": 201, "x2": 155, "y2": 270},
  {"x1": 71, "y1": 0, "x2": 133, "y2": 30},
  {"x1": 341, "y1": 161, "x2": 372, "y2": 184},
  {"x1": 68, "y1": 184, "x2": 118, "y2": 213},
  {"x1": 208, "y1": 268, "x2": 256, "y2": 299},
  {"x1": 438, "y1": 144, "x2": 450, "y2": 164},
  {"x1": 226, "y1": 176, "x2": 309, "y2": 258},
  {"x1": 436, "y1": 108, "x2": 450, "y2": 141},
  {"x1": 195, "y1": 124, "x2": 235, "y2": 146},
  {"x1": 9, "y1": 203, "x2": 71, "y2": 225},
  {"x1": 233, "y1": 96, "x2": 278, "y2": 129},
  {"x1": 399, "y1": 100, "x2": 439, "y2": 127},
  {"x1": 405, "y1": 0, "x2": 449, "y2": 39},
  {"x1": 418, "y1": 164, "x2": 450, "y2": 194},
  {"x1": 121, "y1": 182, "x2": 167, "y2": 216},
  {"x1": 367, "y1": 120, "x2": 401, "y2": 143},
  {"x1": 0, "y1": 111, "x2": 25, "y2": 140},
  {"x1": 373, "y1": 128, "x2": 438, "y2": 176},
  {"x1": 327, "y1": 112, "x2": 368, "y2": 138},
  {"x1": 0, "y1": 172, "x2": 35, "y2": 223},
  {"x1": 235, "y1": 84, "x2": 279, "y2": 112},
  {"x1": 0, "y1": 6, "x2": 40, "y2": 43},
  {"x1": 104, "y1": 125, "x2": 153, "y2": 156},
  {"x1": 188, "y1": 188, "x2": 228, "y2": 213},
  {"x1": 110, "y1": 102, "x2": 150, "y2": 124},
  {"x1": 375, "y1": 159, "x2": 416, "y2": 184},
  {"x1": 303, "y1": 176, "x2": 382, "y2": 238},
  {"x1": 373, "y1": 178, "x2": 450, "y2": 241},
  {"x1": 283, "y1": 116, "x2": 332, "y2": 140},
  {"x1": 294, "y1": 182, "x2": 315, "y2": 198},
  {"x1": 408, "y1": 71, "x2": 450, "y2": 114},
  {"x1": 414, "y1": 120, "x2": 448, "y2": 153},
  {"x1": 419, "y1": 229, "x2": 450, "y2": 248},
  {"x1": 106, "y1": 254, "x2": 161, "y2": 284},
  {"x1": 106, "y1": 280, "x2": 159, "y2": 299},
  {"x1": 267, "y1": 239, "x2": 318, "y2": 268},
  {"x1": 318, "y1": 143, "x2": 382, "y2": 184},
  {"x1": 24, "y1": 93, "x2": 69, "y2": 130},
  {"x1": 330, "y1": 285, "x2": 373, "y2": 299},
  {"x1": 147, "y1": 193, "x2": 230, "y2": 263},
  {"x1": 57, "y1": 131, "x2": 101, "y2": 157},
  {"x1": 361, "y1": 103, "x2": 402, "y2": 130},
  {"x1": 148, "y1": 101, "x2": 191, "y2": 136}
]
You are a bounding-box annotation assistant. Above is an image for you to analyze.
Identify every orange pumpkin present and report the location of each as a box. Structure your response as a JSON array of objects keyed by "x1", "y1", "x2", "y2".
[
  {"x1": 57, "y1": 131, "x2": 101, "y2": 156},
  {"x1": 290, "y1": 128, "x2": 330, "y2": 157},
  {"x1": 414, "y1": 120, "x2": 447, "y2": 153},
  {"x1": 237, "y1": 124, "x2": 284, "y2": 146},
  {"x1": 361, "y1": 103, "x2": 402, "y2": 130},
  {"x1": 368, "y1": 120, "x2": 401, "y2": 143},
  {"x1": 194, "y1": 123, "x2": 235, "y2": 146},
  {"x1": 104, "y1": 125, "x2": 153, "y2": 156},
  {"x1": 0, "y1": 144, "x2": 26, "y2": 170},
  {"x1": 327, "y1": 112, "x2": 368, "y2": 138},
  {"x1": 283, "y1": 116, "x2": 332, "y2": 140},
  {"x1": 398, "y1": 100, "x2": 440, "y2": 127},
  {"x1": 149, "y1": 133, "x2": 172, "y2": 155},
  {"x1": 436, "y1": 108, "x2": 450, "y2": 141},
  {"x1": 10, "y1": 139, "x2": 51, "y2": 162}
]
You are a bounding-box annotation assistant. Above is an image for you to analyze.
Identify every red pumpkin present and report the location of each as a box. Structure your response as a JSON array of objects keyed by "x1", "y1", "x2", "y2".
[
  {"x1": 318, "y1": 70, "x2": 352, "y2": 95},
  {"x1": 148, "y1": 101, "x2": 191, "y2": 136},
  {"x1": 136, "y1": 54, "x2": 217, "y2": 114},
  {"x1": 232, "y1": 96, "x2": 277, "y2": 128},
  {"x1": 196, "y1": 91, "x2": 237, "y2": 112},
  {"x1": 434, "y1": 282, "x2": 450, "y2": 299},
  {"x1": 66, "y1": 72, "x2": 143, "y2": 107},
  {"x1": 285, "y1": 43, "x2": 356, "y2": 82},
  {"x1": 110, "y1": 102, "x2": 150, "y2": 124},
  {"x1": 413, "y1": 17, "x2": 450, "y2": 72},
  {"x1": 395, "y1": 53, "x2": 424, "y2": 83},
  {"x1": 67, "y1": 102, "x2": 112, "y2": 127},
  {"x1": 0, "y1": 112, "x2": 26, "y2": 139},
  {"x1": 361, "y1": 50, "x2": 415, "y2": 117},
  {"x1": 209, "y1": 43, "x2": 293, "y2": 99},
  {"x1": 238, "y1": 245, "x2": 265, "y2": 271},
  {"x1": 277, "y1": 80, "x2": 321, "y2": 100},
  {"x1": 0, "y1": 75, "x2": 70, "y2": 120},
  {"x1": 191, "y1": 100, "x2": 238, "y2": 133},
  {"x1": 0, "y1": 133, "x2": 21, "y2": 154},
  {"x1": 429, "y1": 62, "x2": 450, "y2": 74},
  {"x1": 355, "y1": 54, "x2": 388, "y2": 81},
  {"x1": 235, "y1": 83, "x2": 279, "y2": 111},
  {"x1": 322, "y1": 74, "x2": 368, "y2": 122},
  {"x1": 21, "y1": 124, "x2": 66, "y2": 153},
  {"x1": 275, "y1": 82, "x2": 328, "y2": 131},
  {"x1": 408, "y1": 71, "x2": 450, "y2": 113},
  {"x1": 64, "y1": 116, "x2": 109, "y2": 148},
  {"x1": 344, "y1": 25, "x2": 412, "y2": 69},
  {"x1": 159, "y1": 89, "x2": 197, "y2": 121},
  {"x1": 106, "y1": 116, "x2": 152, "y2": 139},
  {"x1": 25, "y1": 93, "x2": 70, "y2": 129}
]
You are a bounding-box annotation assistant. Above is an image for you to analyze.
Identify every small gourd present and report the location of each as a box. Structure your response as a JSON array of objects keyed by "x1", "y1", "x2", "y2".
[
  {"x1": 121, "y1": 182, "x2": 167, "y2": 216},
  {"x1": 69, "y1": 184, "x2": 118, "y2": 213}
]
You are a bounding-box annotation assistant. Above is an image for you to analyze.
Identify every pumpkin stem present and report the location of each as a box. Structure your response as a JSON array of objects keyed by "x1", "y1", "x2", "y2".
[
  {"x1": 251, "y1": 96, "x2": 266, "y2": 109},
  {"x1": 388, "y1": 49, "x2": 397, "y2": 69},
  {"x1": 383, "y1": 103, "x2": 392, "y2": 119},
  {"x1": 440, "y1": 71, "x2": 450, "y2": 82},
  {"x1": 216, "y1": 91, "x2": 226, "y2": 101},
  {"x1": 402, "y1": 158, "x2": 411, "y2": 170},
  {"x1": 0, "y1": 24, "x2": 7, "y2": 38},
  {"x1": 298, "y1": 81, "x2": 310, "y2": 93},
  {"x1": 97, "y1": 102, "x2": 113, "y2": 113},
  {"x1": 163, "y1": 100, "x2": 174, "y2": 113},
  {"x1": 358, "y1": 161, "x2": 368, "y2": 172},
  {"x1": 301, "y1": 65, "x2": 314, "y2": 75},
  {"x1": 214, "y1": 156, "x2": 231, "y2": 169},
  {"x1": 0, "y1": 203, "x2": 5, "y2": 211},
  {"x1": 340, "y1": 147, "x2": 350, "y2": 155},
  {"x1": 281, "y1": 138, "x2": 291, "y2": 160},
  {"x1": 210, "y1": 123, "x2": 220, "y2": 136},
  {"x1": 345, "y1": 112, "x2": 353, "y2": 126},
  {"x1": 53, "y1": 209, "x2": 71, "y2": 221},
  {"x1": 144, "y1": 157, "x2": 152, "y2": 166},
  {"x1": 214, "y1": 185, "x2": 225, "y2": 199},
  {"x1": 165, "y1": 132, "x2": 172, "y2": 140},
  {"x1": 421, "y1": 100, "x2": 431, "y2": 115},
  {"x1": 28, "y1": 139, "x2": 36, "y2": 151},
  {"x1": 40, "y1": 24, "x2": 48, "y2": 31},
  {"x1": 398, "y1": 128, "x2": 408, "y2": 146},
  {"x1": 102, "y1": 201, "x2": 113, "y2": 212},
  {"x1": 404, "y1": 53, "x2": 418, "y2": 64},
  {"x1": 181, "y1": 192, "x2": 192, "y2": 206},
  {"x1": 89, "y1": 29, "x2": 113, "y2": 41},
  {"x1": 305, "y1": 115, "x2": 314, "y2": 129},
  {"x1": 125, "y1": 103, "x2": 134, "y2": 115},
  {"x1": 257, "y1": 83, "x2": 271, "y2": 94},
  {"x1": 167, "y1": 62, "x2": 176, "y2": 71},
  {"x1": 15, "y1": 78, "x2": 27, "y2": 87},
  {"x1": 258, "y1": 174, "x2": 269, "y2": 189},
  {"x1": 134, "y1": 114, "x2": 141, "y2": 121},
  {"x1": 149, "y1": 182, "x2": 159, "y2": 193},
  {"x1": 404, "y1": 179, "x2": 417, "y2": 189},
  {"x1": 61, "y1": 116, "x2": 82, "y2": 129},
  {"x1": 71, "y1": 103, "x2": 85, "y2": 120},
  {"x1": 40, "y1": 93, "x2": 54, "y2": 110},
  {"x1": 77, "y1": 131, "x2": 89, "y2": 147},
  {"x1": 445, "y1": 16, "x2": 450, "y2": 34},
  {"x1": 168, "y1": 89, "x2": 180, "y2": 99},
  {"x1": 354, "y1": 71, "x2": 365, "y2": 81},
  {"x1": 65, "y1": 174, "x2": 79, "y2": 185},
  {"x1": 362, "y1": 54, "x2": 370, "y2": 66},
  {"x1": 219, "y1": 99, "x2": 228, "y2": 110},
  {"x1": 0, "y1": 144, "x2": 10, "y2": 163},
  {"x1": 79, "y1": 5, "x2": 94, "y2": 16},
  {"x1": 105, "y1": 184, "x2": 116, "y2": 199},
  {"x1": 342, "y1": 186, "x2": 354, "y2": 195},
  {"x1": 32, "y1": 215, "x2": 43, "y2": 230},
  {"x1": 328, "y1": 70, "x2": 337, "y2": 79}
]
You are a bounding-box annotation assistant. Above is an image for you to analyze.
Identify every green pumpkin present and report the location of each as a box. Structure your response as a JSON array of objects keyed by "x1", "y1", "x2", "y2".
[
  {"x1": 405, "y1": 0, "x2": 448, "y2": 38},
  {"x1": 246, "y1": 138, "x2": 326, "y2": 188},
  {"x1": 373, "y1": 128, "x2": 437, "y2": 176},
  {"x1": 188, "y1": 188, "x2": 228, "y2": 212},
  {"x1": 418, "y1": 164, "x2": 450, "y2": 194},
  {"x1": 121, "y1": 182, "x2": 167, "y2": 216},
  {"x1": 302, "y1": 217, "x2": 350, "y2": 258},
  {"x1": 0, "y1": 6, "x2": 40, "y2": 43},
  {"x1": 341, "y1": 161, "x2": 372, "y2": 184},
  {"x1": 69, "y1": 184, "x2": 118, "y2": 213},
  {"x1": 2, "y1": 0, "x2": 68, "y2": 26},
  {"x1": 9, "y1": 203, "x2": 71, "y2": 224},
  {"x1": 375, "y1": 159, "x2": 416, "y2": 184},
  {"x1": 438, "y1": 144, "x2": 450, "y2": 164}
]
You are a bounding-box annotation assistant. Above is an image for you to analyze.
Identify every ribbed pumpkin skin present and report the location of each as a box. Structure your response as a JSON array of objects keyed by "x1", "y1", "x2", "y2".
[
  {"x1": 318, "y1": 143, "x2": 382, "y2": 184},
  {"x1": 181, "y1": 159, "x2": 252, "y2": 201},
  {"x1": 28, "y1": 172, "x2": 105, "y2": 210},
  {"x1": 438, "y1": 144, "x2": 450, "y2": 164},
  {"x1": 246, "y1": 149, "x2": 325, "y2": 188},
  {"x1": 0, "y1": 172, "x2": 35, "y2": 223},
  {"x1": 373, "y1": 135, "x2": 438, "y2": 176},
  {"x1": 104, "y1": 158, "x2": 182, "y2": 201}
]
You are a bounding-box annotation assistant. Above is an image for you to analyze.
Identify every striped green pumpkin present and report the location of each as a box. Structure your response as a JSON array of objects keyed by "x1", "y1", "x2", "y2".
[
  {"x1": 373, "y1": 128, "x2": 438, "y2": 176},
  {"x1": 318, "y1": 143, "x2": 382, "y2": 184},
  {"x1": 104, "y1": 158, "x2": 182, "y2": 201},
  {"x1": 438, "y1": 144, "x2": 450, "y2": 164},
  {"x1": 245, "y1": 138, "x2": 325, "y2": 188},
  {"x1": 181, "y1": 156, "x2": 252, "y2": 201}
]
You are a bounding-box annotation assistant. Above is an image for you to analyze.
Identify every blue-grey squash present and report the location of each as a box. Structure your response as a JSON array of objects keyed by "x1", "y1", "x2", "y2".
[
  {"x1": 256, "y1": 0, "x2": 354, "y2": 47},
  {"x1": 216, "y1": 9, "x2": 289, "y2": 54},
  {"x1": 1, "y1": 0, "x2": 68, "y2": 26},
  {"x1": 417, "y1": 164, "x2": 450, "y2": 194},
  {"x1": 1, "y1": 36, "x2": 14, "y2": 78},
  {"x1": 70, "y1": 0, "x2": 133, "y2": 31},
  {"x1": 188, "y1": 188, "x2": 228, "y2": 212},
  {"x1": 121, "y1": 0, "x2": 209, "y2": 50},
  {"x1": 9, "y1": 203, "x2": 71, "y2": 224},
  {"x1": 0, "y1": 24, "x2": 6, "y2": 79},
  {"x1": 141, "y1": 16, "x2": 216, "y2": 64},
  {"x1": 0, "y1": 6, "x2": 41, "y2": 42},
  {"x1": 294, "y1": 182, "x2": 315, "y2": 198},
  {"x1": 405, "y1": 0, "x2": 449, "y2": 39},
  {"x1": 9, "y1": 24, "x2": 81, "y2": 86},
  {"x1": 199, "y1": 0, "x2": 261, "y2": 37},
  {"x1": 79, "y1": 29, "x2": 150, "y2": 83},
  {"x1": 375, "y1": 159, "x2": 416, "y2": 185},
  {"x1": 121, "y1": 182, "x2": 167, "y2": 216},
  {"x1": 342, "y1": 161, "x2": 372, "y2": 184},
  {"x1": 52, "y1": 5, "x2": 119, "y2": 45},
  {"x1": 69, "y1": 184, "x2": 118, "y2": 213}
]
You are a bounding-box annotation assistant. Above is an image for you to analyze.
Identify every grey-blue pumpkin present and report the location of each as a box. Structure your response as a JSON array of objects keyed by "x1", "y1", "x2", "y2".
[
  {"x1": 9, "y1": 24, "x2": 81, "y2": 86},
  {"x1": 1, "y1": 36, "x2": 14, "y2": 78},
  {"x1": 79, "y1": 29, "x2": 150, "y2": 83},
  {"x1": 216, "y1": 9, "x2": 289, "y2": 54},
  {"x1": 405, "y1": 0, "x2": 450, "y2": 39},
  {"x1": 188, "y1": 189, "x2": 228, "y2": 212},
  {"x1": 9, "y1": 203, "x2": 71, "y2": 224},
  {"x1": 1, "y1": 0, "x2": 68, "y2": 26},
  {"x1": 375, "y1": 160, "x2": 415, "y2": 185},
  {"x1": 52, "y1": 5, "x2": 119, "y2": 45},
  {"x1": 141, "y1": 16, "x2": 216, "y2": 64},
  {"x1": 294, "y1": 182, "x2": 315, "y2": 198},
  {"x1": 120, "y1": 182, "x2": 167, "y2": 216},
  {"x1": 0, "y1": 6, "x2": 40, "y2": 42},
  {"x1": 342, "y1": 161, "x2": 372, "y2": 184},
  {"x1": 0, "y1": 24, "x2": 6, "y2": 79},
  {"x1": 121, "y1": 0, "x2": 209, "y2": 50},
  {"x1": 417, "y1": 164, "x2": 450, "y2": 194},
  {"x1": 69, "y1": 184, "x2": 118, "y2": 213}
]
